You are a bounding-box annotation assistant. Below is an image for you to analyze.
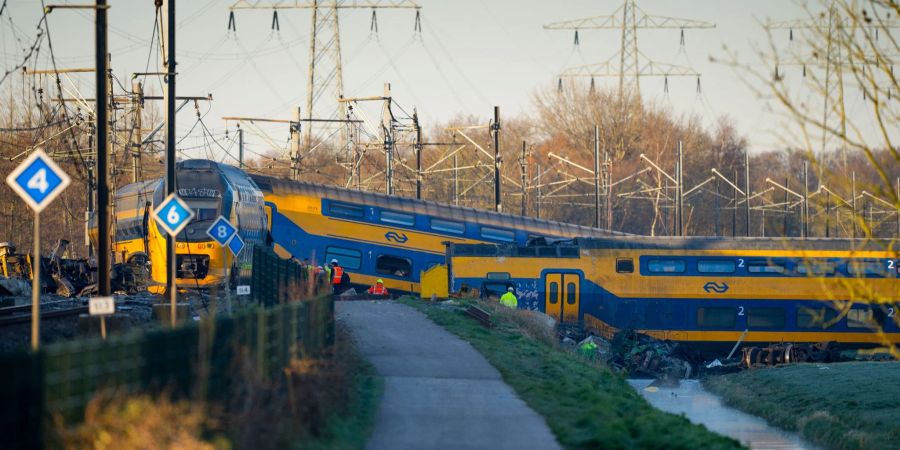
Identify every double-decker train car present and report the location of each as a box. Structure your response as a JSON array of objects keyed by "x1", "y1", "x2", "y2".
[
  {"x1": 93, "y1": 159, "x2": 267, "y2": 288},
  {"x1": 250, "y1": 175, "x2": 626, "y2": 294},
  {"x1": 444, "y1": 237, "x2": 900, "y2": 353}
]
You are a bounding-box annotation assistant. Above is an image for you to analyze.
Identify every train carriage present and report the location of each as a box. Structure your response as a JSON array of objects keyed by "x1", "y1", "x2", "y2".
[{"x1": 445, "y1": 237, "x2": 900, "y2": 353}]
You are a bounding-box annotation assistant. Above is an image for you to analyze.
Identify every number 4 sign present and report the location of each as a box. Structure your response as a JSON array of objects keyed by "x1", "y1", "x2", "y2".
[{"x1": 5, "y1": 148, "x2": 71, "y2": 212}]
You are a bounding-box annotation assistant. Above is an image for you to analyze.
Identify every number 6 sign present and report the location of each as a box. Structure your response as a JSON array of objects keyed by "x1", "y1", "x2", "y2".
[{"x1": 152, "y1": 193, "x2": 195, "y2": 236}]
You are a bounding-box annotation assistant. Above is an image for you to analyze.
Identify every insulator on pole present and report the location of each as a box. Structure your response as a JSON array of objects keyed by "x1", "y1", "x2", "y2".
[
  {"x1": 557, "y1": 78, "x2": 563, "y2": 93},
  {"x1": 664, "y1": 76, "x2": 669, "y2": 93},
  {"x1": 863, "y1": 89, "x2": 867, "y2": 101},
  {"x1": 774, "y1": 64, "x2": 780, "y2": 80},
  {"x1": 590, "y1": 77, "x2": 595, "y2": 92},
  {"x1": 228, "y1": 11, "x2": 236, "y2": 31},
  {"x1": 272, "y1": 10, "x2": 280, "y2": 31},
  {"x1": 802, "y1": 64, "x2": 807, "y2": 77},
  {"x1": 876, "y1": 28, "x2": 879, "y2": 40},
  {"x1": 414, "y1": 10, "x2": 422, "y2": 33},
  {"x1": 574, "y1": 29, "x2": 580, "y2": 46},
  {"x1": 789, "y1": 28, "x2": 793, "y2": 41},
  {"x1": 371, "y1": 10, "x2": 378, "y2": 34},
  {"x1": 696, "y1": 76, "x2": 701, "y2": 94},
  {"x1": 680, "y1": 28, "x2": 685, "y2": 46}
]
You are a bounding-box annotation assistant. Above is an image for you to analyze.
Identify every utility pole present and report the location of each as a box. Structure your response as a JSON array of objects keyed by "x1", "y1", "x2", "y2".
[
  {"x1": 492, "y1": 106, "x2": 501, "y2": 213},
  {"x1": 382, "y1": 83, "x2": 394, "y2": 196},
  {"x1": 605, "y1": 148, "x2": 612, "y2": 229},
  {"x1": 131, "y1": 80, "x2": 143, "y2": 183},
  {"x1": 544, "y1": 1, "x2": 714, "y2": 100},
  {"x1": 744, "y1": 150, "x2": 750, "y2": 237},
  {"x1": 732, "y1": 170, "x2": 738, "y2": 237},
  {"x1": 96, "y1": 0, "x2": 110, "y2": 296},
  {"x1": 593, "y1": 125, "x2": 601, "y2": 228},
  {"x1": 520, "y1": 141, "x2": 527, "y2": 216},
  {"x1": 536, "y1": 162, "x2": 542, "y2": 219},
  {"x1": 414, "y1": 109, "x2": 422, "y2": 200},
  {"x1": 803, "y1": 161, "x2": 809, "y2": 238},
  {"x1": 677, "y1": 141, "x2": 684, "y2": 236},
  {"x1": 453, "y1": 154, "x2": 458, "y2": 205},
  {"x1": 237, "y1": 124, "x2": 244, "y2": 169},
  {"x1": 783, "y1": 177, "x2": 789, "y2": 236},
  {"x1": 290, "y1": 107, "x2": 301, "y2": 179},
  {"x1": 163, "y1": 0, "x2": 177, "y2": 319},
  {"x1": 851, "y1": 172, "x2": 857, "y2": 238}
]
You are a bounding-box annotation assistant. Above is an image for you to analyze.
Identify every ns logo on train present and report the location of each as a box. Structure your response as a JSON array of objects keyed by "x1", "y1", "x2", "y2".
[
  {"x1": 703, "y1": 281, "x2": 730, "y2": 294},
  {"x1": 384, "y1": 231, "x2": 409, "y2": 244}
]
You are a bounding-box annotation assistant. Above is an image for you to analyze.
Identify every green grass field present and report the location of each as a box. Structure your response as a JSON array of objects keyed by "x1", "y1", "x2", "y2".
[
  {"x1": 704, "y1": 362, "x2": 900, "y2": 450},
  {"x1": 401, "y1": 297, "x2": 741, "y2": 450}
]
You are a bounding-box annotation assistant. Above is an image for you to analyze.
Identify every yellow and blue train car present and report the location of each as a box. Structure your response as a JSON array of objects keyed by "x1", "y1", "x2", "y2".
[
  {"x1": 447, "y1": 237, "x2": 900, "y2": 353},
  {"x1": 93, "y1": 159, "x2": 267, "y2": 288},
  {"x1": 250, "y1": 175, "x2": 625, "y2": 294}
]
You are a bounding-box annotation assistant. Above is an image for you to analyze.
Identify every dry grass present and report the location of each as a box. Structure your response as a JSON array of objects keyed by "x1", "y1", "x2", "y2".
[{"x1": 51, "y1": 390, "x2": 217, "y2": 450}]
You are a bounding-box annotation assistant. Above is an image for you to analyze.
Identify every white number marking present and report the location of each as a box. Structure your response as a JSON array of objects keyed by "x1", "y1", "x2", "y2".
[
  {"x1": 26, "y1": 168, "x2": 49, "y2": 194},
  {"x1": 737, "y1": 258, "x2": 745, "y2": 268},
  {"x1": 738, "y1": 306, "x2": 745, "y2": 316},
  {"x1": 889, "y1": 307, "x2": 895, "y2": 318},
  {"x1": 166, "y1": 205, "x2": 180, "y2": 224},
  {"x1": 889, "y1": 260, "x2": 896, "y2": 270},
  {"x1": 217, "y1": 225, "x2": 228, "y2": 238}
]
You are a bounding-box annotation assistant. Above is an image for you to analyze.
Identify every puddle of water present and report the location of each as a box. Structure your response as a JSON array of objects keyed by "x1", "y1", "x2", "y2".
[{"x1": 628, "y1": 379, "x2": 818, "y2": 450}]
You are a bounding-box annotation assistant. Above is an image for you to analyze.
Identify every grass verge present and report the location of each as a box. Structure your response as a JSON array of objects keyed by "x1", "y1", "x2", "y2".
[
  {"x1": 399, "y1": 297, "x2": 741, "y2": 450},
  {"x1": 704, "y1": 362, "x2": 900, "y2": 450}
]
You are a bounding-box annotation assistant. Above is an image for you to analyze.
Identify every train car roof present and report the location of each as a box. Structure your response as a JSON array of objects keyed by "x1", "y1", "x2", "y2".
[
  {"x1": 116, "y1": 178, "x2": 161, "y2": 196},
  {"x1": 574, "y1": 236, "x2": 898, "y2": 252},
  {"x1": 250, "y1": 174, "x2": 631, "y2": 237}
]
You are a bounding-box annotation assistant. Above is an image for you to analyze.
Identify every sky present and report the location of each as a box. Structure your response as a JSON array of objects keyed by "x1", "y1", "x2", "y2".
[{"x1": 1, "y1": 0, "x2": 875, "y2": 161}]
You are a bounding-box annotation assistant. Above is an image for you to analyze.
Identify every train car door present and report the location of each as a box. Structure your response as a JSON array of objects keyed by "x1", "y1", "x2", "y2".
[{"x1": 544, "y1": 273, "x2": 581, "y2": 323}]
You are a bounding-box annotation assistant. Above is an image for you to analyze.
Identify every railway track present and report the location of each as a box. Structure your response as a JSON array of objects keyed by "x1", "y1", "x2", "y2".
[{"x1": 0, "y1": 305, "x2": 89, "y2": 326}]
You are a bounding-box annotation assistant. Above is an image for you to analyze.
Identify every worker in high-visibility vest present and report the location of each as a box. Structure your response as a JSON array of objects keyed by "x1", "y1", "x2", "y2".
[
  {"x1": 367, "y1": 278, "x2": 389, "y2": 297},
  {"x1": 330, "y1": 259, "x2": 350, "y2": 294},
  {"x1": 499, "y1": 286, "x2": 518, "y2": 309}
]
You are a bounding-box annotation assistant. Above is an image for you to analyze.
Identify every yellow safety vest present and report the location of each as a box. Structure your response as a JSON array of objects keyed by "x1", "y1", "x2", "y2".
[{"x1": 500, "y1": 292, "x2": 518, "y2": 309}]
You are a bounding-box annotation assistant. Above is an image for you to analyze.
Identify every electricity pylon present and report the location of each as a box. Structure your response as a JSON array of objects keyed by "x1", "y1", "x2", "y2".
[
  {"x1": 228, "y1": 0, "x2": 420, "y2": 170},
  {"x1": 544, "y1": 0, "x2": 714, "y2": 100},
  {"x1": 765, "y1": 5, "x2": 899, "y2": 164}
]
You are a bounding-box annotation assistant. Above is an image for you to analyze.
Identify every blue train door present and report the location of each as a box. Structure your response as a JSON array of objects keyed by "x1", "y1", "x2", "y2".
[{"x1": 544, "y1": 273, "x2": 580, "y2": 323}]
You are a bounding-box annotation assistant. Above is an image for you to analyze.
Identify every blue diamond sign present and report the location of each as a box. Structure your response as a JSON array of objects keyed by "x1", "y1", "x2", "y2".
[
  {"x1": 227, "y1": 233, "x2": 245, "y2": 257},
  {"x1": 206, "y1": 216, "x2": 237, "y2": 247},
  {"x1": 153, "y1": 193, "x2": 195, "y2": 237},
  {"x1": 5, "y1": 149, "x2": 71, "y2": 213}
]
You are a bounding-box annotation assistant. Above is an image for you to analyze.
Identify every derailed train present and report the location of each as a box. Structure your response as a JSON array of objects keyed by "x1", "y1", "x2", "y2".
[
  {"x1": 97, "y1": 159, "x2": 623, "y2": 290},
  {"x1": 97, "y1": 160, "x2": 899, "y2": 350}
]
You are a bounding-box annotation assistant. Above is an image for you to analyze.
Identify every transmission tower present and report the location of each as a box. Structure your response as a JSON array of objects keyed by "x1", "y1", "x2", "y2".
[
  {"x1": 228, "y1": 0, "x2": 420, "y2": 168},
  {"x1": 765, "y1": 5, "x2": 899, "y2": 164},
  {"x1": 544, "y1": 0, "x2": 714, "y2": 100}
]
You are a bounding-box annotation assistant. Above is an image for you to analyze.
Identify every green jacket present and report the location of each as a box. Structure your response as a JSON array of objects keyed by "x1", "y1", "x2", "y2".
[{"x1": 499, "y1": 291, "x2": 518, "y2": 309}]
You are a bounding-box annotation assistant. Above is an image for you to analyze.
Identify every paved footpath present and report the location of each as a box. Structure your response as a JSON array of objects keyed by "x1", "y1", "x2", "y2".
[{"x1": 337, "y1": 300, "x2": 561, "y2": 450}]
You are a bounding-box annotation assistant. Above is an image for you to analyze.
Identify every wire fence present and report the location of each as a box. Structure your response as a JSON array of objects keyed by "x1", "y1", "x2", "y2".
[{"x1": 0, "y1": 247, "x2": 333, "y2": 448}]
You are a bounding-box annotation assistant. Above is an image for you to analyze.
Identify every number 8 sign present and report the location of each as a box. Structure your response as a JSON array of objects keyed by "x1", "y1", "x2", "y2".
[
  {"x1": 206, "y1": 216, "x2": 237, "y2": 247},
  {"x1": 152, "y1": 193, "x2": 195, "y2": 237}
]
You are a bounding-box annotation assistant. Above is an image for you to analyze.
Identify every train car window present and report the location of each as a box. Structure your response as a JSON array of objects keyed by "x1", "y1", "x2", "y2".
[
  {"x1": 487, "y1": 272, "x2": 510, "y2": 280},
  {"x1": 538, "y1": 247, "x2": 558, "y2": 257},
  {"x1": 747, "y1": 308, "x2": 785, "y2": 328},
  {"x1": 697, "y1": 307, "x2": 736, "y2": 328},
  {"x1": 329, "y1": 202, "x2": 364, "y2": 219},
  {"x1": 380, "y1": 210, "x2": 415, "y2": 226},
  {"x1": 549, "y1": 282, "x2": 559, "y2": 304},
  {"x1": 697, "y1": 260, "x2": 736, "y2": 273},
  {"x1": 747, "y1": 261, "x2": 786, "y2": 274},
  {"x1": 480, "y1": 227, "x2": 515, "y2": 242},
  {"x1": 847, "y1": 307, "x2": 874, "y2": 328},
  {"x1": 325, "y1": 246, "x2": 361, "y2": 270},
  {"x1": 194, "y1": 208, "x2": 218, "y2": 221},
  {"x1": 647, "y1": 259, "x2": 686, "y2": 273},
  {"x1": 430, "y1": 218, "x2": 465, "y2": 234},
  {"x1": 376, "y1": 254, "x2": 412, "y2": 278},
  {"x1": 566, "y1": 282, "x2": 576, "y2": 305},
  {"x1": 616, "y1": 258, "x2": 634, "y2": 273},
  {"x1": 847, "y1": 260, "x2": 886, "y2": 277},
  {"x1": 797, "y1": 307, "x2": 838, "y2": 328},
  {"x1": 559, "y1": 247, "x2": 579, "y2": 257},
  {"x1": 797, "y1": 260, "x2": 836, "y2": 276}
]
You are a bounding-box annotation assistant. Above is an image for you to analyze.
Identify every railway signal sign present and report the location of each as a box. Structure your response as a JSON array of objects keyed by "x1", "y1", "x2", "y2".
[
  {"x1": 227, "y1": 233, "x2": 245, "y2": 257},
  {"x1": 5, "y1": 148, "x2": 71, "y2": 213},
  {"x1": 153, "y1": 193, "x2": 195, "y2": 237},
  {"x1": 206, "y1": 216, "x2": 237, "y2": 247}
]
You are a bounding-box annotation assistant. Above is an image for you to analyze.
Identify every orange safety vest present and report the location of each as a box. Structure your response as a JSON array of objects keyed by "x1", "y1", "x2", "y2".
[
  {"x1": 331, "y1": 266, "x2": 344, "y2": 285},
  {"x1": 368, "y1": 284, "x2": 387, "y2": 295}
]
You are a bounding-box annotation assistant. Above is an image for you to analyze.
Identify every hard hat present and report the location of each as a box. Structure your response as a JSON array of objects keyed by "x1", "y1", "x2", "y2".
[
  {"x1": 317, "y1": 265, "x2": 323, "y2": 269},
  {"x1": 377, "y1": 279, "x2": 383, "y2": 284},
  {"x1": 507, "y1": 286, "x2": 514, "y2": 292},
  {"x1": 331, "y1": 258, "x2": 338, "y2": 264}
]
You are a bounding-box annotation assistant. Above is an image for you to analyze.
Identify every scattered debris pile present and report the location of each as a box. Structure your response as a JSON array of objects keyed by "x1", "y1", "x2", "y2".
[{"x1": 606, "y1": 331, "x2": 699, "y2": 380}]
